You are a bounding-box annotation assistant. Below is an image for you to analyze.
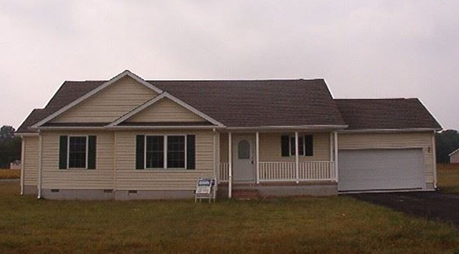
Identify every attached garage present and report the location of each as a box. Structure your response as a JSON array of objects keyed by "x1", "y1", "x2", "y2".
[{"x1": 338, "y1": 149, "x2": 424, "y2": 192}]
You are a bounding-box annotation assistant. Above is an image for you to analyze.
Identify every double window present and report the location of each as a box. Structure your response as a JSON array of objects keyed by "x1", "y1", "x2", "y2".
[
  {"x1": 281, "y1": 134, "x2": 313, "y2": 157},
  {"x1": 59, "y1": 135, "x2": 97, "y2": 169},
  {"x1": 145, "y1": 135, "x2": 186, "y2": 168},
  {"x1": 138, "y1": 135, "x2": 195, "y2": 169}
]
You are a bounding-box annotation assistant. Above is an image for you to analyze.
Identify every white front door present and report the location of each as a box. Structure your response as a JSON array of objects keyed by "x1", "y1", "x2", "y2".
[{"x1": 232, "y1": 135, "x2": 255, "y2": 182}]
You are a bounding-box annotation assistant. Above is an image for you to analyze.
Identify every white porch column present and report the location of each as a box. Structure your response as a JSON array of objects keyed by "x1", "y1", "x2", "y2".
[
  {"x1": 329, "y1": 132, "x2": 334, "y2": 162},
  {"x1": 256, "y1": 132, "x2": 260, "y2": 184},
  {"x1": 228, "y1": 132, "x2": 232, "y2": 198},
  {"x1": 432, "y1": 131, "x2": 437, "y2": 189},
  {"x1": 37, "y1": 133, "x2": 43, "y2": 199},
  {"x1": 20, "y1": 137, "x2": 25, "y2": 195},
  {"x1": 334, "y1": 131, "x2": 339, "y2": 182},
  {"x1": 295, "y1": 131, "x2": 299, "y2": 184}
]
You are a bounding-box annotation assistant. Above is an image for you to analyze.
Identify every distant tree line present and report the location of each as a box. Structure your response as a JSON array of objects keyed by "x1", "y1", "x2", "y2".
[
  {"x1": 436, "y1": 129, "x2": 459, "y2": 163},
  {"x1": 0, "y1": 125, "x2": 21, "y2": 168}
]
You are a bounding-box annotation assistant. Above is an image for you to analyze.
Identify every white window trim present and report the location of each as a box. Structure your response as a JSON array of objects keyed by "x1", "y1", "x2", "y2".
[
  {"x1": 289, "y1": 135, "x2": 305, "y2": 156},
  {"x1": 144, "y1": 134, "x2": 187, "y2": 169},
  {"x1": 67, "y1": 135, "x2": 88, "y2": 169}
]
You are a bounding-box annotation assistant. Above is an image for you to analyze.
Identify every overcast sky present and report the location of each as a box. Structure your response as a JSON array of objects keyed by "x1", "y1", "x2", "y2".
[{"x1": 1, "y1": 1, "x2": 458, "y2": 130}]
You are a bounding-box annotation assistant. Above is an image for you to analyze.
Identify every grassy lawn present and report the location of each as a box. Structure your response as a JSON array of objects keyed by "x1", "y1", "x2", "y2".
[
  {"x1": 1, "y1": 182, "x2": 459, "y2": 254},
  {"x1": 0, "y1": 169, "x2": 20, "y2": 179},
  {"x1": 438, "y1": 163, "x2": 459, "y2": 193}
]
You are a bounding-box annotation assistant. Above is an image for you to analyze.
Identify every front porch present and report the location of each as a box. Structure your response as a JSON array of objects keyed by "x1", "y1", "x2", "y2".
[{"x1": 216, "y1": 130, "x2": 339, "y2": 197}]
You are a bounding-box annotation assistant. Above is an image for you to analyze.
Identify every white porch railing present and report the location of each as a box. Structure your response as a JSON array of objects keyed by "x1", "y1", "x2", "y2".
[
  {"x1": 218, "y1": 161, "x2": 336, "y2": 183},
  {"x1": 260, "y1": 161, "x2": 336, "y2": 182},
  {"x1": 219, "y1": 162, "x2": 229, "y2": 182}
]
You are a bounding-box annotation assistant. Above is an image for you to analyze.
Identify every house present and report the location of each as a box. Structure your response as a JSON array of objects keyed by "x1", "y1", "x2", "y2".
[
  {"x1": 449, "y1": 149, "x2": 459, "y2": 163},
  {"x1": 16, "y1": 70, "x2": 441, "y2": 200},
  {"x1": 9, "y1": 160, "x2": 21, "y2": 170}
]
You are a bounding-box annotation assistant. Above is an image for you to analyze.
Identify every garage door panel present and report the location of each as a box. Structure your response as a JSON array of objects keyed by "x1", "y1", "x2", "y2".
[{"x1": 338, "y1": 149, "x2": 424, "y2": 192}]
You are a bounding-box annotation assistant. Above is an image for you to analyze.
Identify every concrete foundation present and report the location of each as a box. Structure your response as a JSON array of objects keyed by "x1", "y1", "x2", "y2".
[
  {"x1": 23, "y1": 185, "x2": 38, "y2": 195},
  {"x1": 218, "y1": 182, "x2": 338, "y2": 198},
  {"x1": 39, "y1": 189, "x2": 195, "y2": 200}
]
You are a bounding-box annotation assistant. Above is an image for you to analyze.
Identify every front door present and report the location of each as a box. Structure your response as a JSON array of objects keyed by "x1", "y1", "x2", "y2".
[{"x1": 232, "y1": 135, "x2": 255, "y2": 182}]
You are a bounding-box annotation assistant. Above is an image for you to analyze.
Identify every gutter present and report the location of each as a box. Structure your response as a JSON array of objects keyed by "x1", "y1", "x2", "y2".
[{"x1": 338, "y1": 128, "x2": 441, "y2": 134}]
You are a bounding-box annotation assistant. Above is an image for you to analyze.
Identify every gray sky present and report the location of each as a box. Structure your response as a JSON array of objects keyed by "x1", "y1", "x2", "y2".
[{"x1": 1, "y1": 1, "x2": 458, "y2": 130}]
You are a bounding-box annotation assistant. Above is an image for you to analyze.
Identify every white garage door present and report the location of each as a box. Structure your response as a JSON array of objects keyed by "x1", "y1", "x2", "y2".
[{"x1": 338, "y1": 149, "x2": 424, "y2": 192}]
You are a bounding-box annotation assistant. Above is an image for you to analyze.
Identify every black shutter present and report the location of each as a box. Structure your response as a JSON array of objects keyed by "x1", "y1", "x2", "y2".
[
  {"x1": 186, "y1": 135, "x2": 196, "y2": 170},
  {"x1": 281, "y1": 135, "x2": 289, "y2": 157},
  {"x1": 305, "y1": 135, "x2": 313, "y2": 156},
  {"x1": 136, "y1": 135, "x2": 145, "y2": 170},
  {"x1": 87, "y1": 136, "x2": 97, "y2": 169},
  {"x1": 59, "y1": 136, "x2": 68, "y2": 169}
]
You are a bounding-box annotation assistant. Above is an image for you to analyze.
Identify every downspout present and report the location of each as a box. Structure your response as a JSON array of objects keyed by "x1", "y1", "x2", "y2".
[
  {"x1": 432, "y1": 131, "x2": 437, "y2": 189},
  {"x1": 37, "y1": 131, "x2": 43, "y2": 199},
  {"x1": 20, "y1": 137, "x2": 25, "y2": 195}
]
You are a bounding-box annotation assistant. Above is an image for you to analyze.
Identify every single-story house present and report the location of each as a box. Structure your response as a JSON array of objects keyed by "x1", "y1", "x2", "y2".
[
  {"x1": 9, "y1": 160, "x2": 21, "y2": 170},
  {"x1": 16, "y1": 70, "x2": 441, "y2": 200},
  {"x1": 449, "y1": 149, "x2": 459, "y2": 163}
]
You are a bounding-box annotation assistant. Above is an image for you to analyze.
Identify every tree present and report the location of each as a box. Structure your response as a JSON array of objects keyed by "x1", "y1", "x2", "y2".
[
  {"x1": 435, "y1": 129, "x2": 459, "y2": 163},
  {"x1": 0, "y1": 125, "x2": 22, "y2": 168}
]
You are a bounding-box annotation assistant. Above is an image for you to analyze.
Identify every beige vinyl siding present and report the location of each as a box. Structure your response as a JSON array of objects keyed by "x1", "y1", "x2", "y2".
[
  {"x1": 52, "y1": 76, "x2": 158, "y2": 123},
  {"x1": 41, "y1": 131, "x2": 114, "y2": 189},
  {"x1": 23, "y1": 136, "x2": 39, "y2": 186},
  {"x1": 219, "y1": 132, "x2": 330, "y2": 163},
  {"x1": 338, "y1": 132, "x2": 435, "y2": 184},
  {"x1": 127, "y1": 98, "x2": 206, "y2": 123},
  {"x1": 115, "y1": 130, "x2": 215, "y2": 191}
]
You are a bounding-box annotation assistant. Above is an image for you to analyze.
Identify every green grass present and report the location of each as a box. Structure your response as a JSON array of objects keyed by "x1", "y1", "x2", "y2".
[
  {"x1": 0, "y1": 169, "x2": 20, "y2": 179},
  {"x1": 438, "y1": 163, "x2": 459, "y2": 193},
  {"x1": 1, "y1": 182, "x2": 459, "y2": 254}
]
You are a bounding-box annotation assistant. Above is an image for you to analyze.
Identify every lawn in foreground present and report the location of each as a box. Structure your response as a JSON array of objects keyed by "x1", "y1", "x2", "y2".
[
  {"x1": 438, "y1": 163, "x2": 459, "y2": 193},
  {"x1": 1, "y1": 182, "x2": 458, "y2": 254}
]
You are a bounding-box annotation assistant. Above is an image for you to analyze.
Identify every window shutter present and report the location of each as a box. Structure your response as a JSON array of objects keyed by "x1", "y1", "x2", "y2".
[
  {"x1": 186, "y1": 135, "x2": 196, "y2": 170},
  {"x1": 59, "y1": 136, "x2": 68, "y2": 169},
  {"x1": 305, "y1": 135, "x2": 313, "y2": 156},
  {"x1": 87, "y1": 136, "x2": 97, "y2": 169},
  {"x1": 136, "y1": 135, "x2": 145, "y2": 170},
  {"x1": 281, "y1": 135, "x2": 289, "y2": 157}
]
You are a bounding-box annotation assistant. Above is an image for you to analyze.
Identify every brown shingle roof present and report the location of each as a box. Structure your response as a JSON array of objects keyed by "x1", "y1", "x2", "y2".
[
  {"x1": 16, "y1": 78, "x2": 441, "y2": 133},
  {"x1": 17, "y1": 79, "x2": 347, "y2": 133},
  {"x1": 334, "y1": 98, "x2": 441, "y2": 130}
]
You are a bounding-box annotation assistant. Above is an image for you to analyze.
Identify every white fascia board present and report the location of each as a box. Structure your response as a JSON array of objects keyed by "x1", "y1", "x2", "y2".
[
  {"x1": 31, "y1": 70, "x2": 163, "y2": 128},
  {"x1": 226, "y1": 125, "x2": 348, "y2": 131},
  {"x1": 106, "y1": 126, "x2": 224, "y2": 130},
  {"x1": 107, "y1": 92, "x2": 225, "y2": 127},
  {"x1": 338, "y1": 128, "x2": 441, "y2": 134}
]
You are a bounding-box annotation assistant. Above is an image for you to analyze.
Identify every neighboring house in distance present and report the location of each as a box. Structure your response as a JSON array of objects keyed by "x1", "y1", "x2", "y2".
[
  {"x1": 9, "y1": 160, "x2": 21, "y2": 170},
  {"x1": 449, "y1": 149, "x2": 459, "y2": 163},
  {"x1": 16, "y1": 70, "x2": 442, "y2": 200}
]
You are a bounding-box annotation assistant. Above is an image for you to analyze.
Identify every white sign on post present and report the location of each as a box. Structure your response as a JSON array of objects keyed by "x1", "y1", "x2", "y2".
[{"x1": 195, "y1": 178, "x2": 215, "y2": 202}]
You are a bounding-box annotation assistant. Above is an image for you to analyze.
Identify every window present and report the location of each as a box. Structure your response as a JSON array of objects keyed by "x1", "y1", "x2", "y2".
[
  {"x1": 288, "y1": 135, "x2": 313, "y2": 157},
  {"x1": 143, "y1": 135, "x2": 186, "y2": 169},
  {"x1": 238, "y1": 140, "x2": 250, "y2": 159},
  {"x1": 167, "y1": 136, "x2": 185, "y2": 168},
  {"x1": 290, "y1": 136, "x2": 304, "y2": 156},
  {"x1": 68, "y1": 136, "x2": 87, "y2": 168},
  {"x1": 146, "y1": 136, "x2": 164, "y2": 168}
]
